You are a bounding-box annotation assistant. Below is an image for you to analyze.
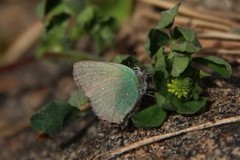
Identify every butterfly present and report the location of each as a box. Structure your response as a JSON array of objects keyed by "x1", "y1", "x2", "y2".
[{"x1": 73, "y1": 61, "x2": 147, "y2": 124}]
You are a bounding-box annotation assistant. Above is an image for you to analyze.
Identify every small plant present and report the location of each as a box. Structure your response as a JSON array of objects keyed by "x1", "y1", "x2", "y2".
[
  {"x1": 132, "y1": 3, "x2": 231, "y2": 127},
  {"x1": 31, "y1": 3, "x2": 232, "y2": 136},
  {"x1": 36, "y1": 0, "x2": 132, "y2": 58}
]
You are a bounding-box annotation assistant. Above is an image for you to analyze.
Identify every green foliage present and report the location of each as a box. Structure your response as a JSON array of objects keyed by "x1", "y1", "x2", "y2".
[
  {"x1": 74, "y1": 6, "x2": 117, "y2": 52},
  {"x1": 30, "y1": 2, "x2": 232, "y2": 135},
  {"x1": 30, "y1": 101, "x2": 81, "y2": 137},
  {"x1": 192, "y1": 56, "x2": 232, "y2": 78},
  {"x1": 86, "y1": 0, "x2": 133, "y2": 24},
  {"x1": 171, "y1": 26, "x2": 202, "y2": 53},
  {"x1": 171, "y1": 55, "x2": 190, "y2": 77},
  {"x1": 132, "y1": 104, "x2": 167, "y2": 128},
  {"x1": 36, "y1": 0, "x2": 133, "y2": 58},
  {"x1": 155, "y1": 93, "x2": 175, "y2": 111},
  {"x1": 157, "y1": 2, "x2": 180, "y2": 29},
  {"x1": 68, "y1": 90, "x2": 89, "y2": 108},
  {"x1": 174, "y1": 97, "x2": 208, "y2": 114},
  {"x1": 36, "y1": 0, "x2": 65, "y2": 19},
  {"x1": 145, "y1": 29, "x2": 169, "y2": 57},
  {"x1": 36, "y1": 21, "x2": 72, "y2": 57},
  {"x1": 131, "y1": 2, "x2": 231, "y2": 127}
]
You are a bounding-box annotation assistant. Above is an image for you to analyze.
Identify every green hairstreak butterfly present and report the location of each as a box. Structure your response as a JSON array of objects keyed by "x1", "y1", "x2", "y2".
[{"x1": 73, "y1": 61, "x2": 147, "y2": 124}]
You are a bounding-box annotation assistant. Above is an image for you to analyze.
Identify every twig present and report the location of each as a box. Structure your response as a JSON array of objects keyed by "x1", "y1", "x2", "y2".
[
  {"x1": 96, "y1": 115, "x2": 240, "y2": 159},
  {"x1": 79, "y1": 102, "x2": 91, "y2": 111},
  {"x1": 2, "y1": 20, "x2": 43, "y2": 65},
  {"x1": 0, "y1": 56, "x2": 36, "y2": 73},
  {"x1": 0, "y1": 120, "x2": 29, "y2": 140}
]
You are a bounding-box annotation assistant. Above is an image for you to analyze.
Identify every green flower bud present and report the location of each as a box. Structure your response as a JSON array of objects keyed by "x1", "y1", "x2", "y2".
[{"x1": 167, "y1": 77, "x2": 192, "y2": 99}]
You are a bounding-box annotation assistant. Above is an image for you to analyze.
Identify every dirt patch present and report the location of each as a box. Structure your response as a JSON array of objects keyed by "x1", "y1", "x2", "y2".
[{"x1": 61, "y1": 83, "x2": 240, "y2": 160}]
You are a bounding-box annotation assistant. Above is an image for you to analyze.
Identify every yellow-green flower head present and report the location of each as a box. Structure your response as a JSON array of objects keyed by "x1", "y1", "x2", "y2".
[{"x1": 167, "y1": 77, "x2": 192, "y2": 99}]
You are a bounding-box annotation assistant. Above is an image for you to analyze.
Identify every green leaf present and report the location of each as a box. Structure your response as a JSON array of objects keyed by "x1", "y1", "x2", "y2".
[
  {"x1": 191, "y1": 83, "x2": 203, "y2": 100},
  {"x1": 36, "y1": 0, "x2": 63, "y2": 19},
  {"x1": 145, "y1": 29, "x2": 169, "y2": 57},
  {"x1": 172, "y1": 41, "x2": 201, "y2": 53},
  {"x1": 193, "y1": 56, "x2": 232, "y2": 78},
  {"x1": 36, "y1": 23, "x2": 72, "y2": 57},
  {"x1": 155, "y1": 92, "x2": 175, "y2": 111},
  {"x1": 36, "y1": 0, "x2": 47, "y2": 19},
  {"x1": 75, "y1": 6, "x2": 117, "y2": 53},
  {"x1": 36, "y1": 21, "x2": 72, "y2": 57},
  {"x1": 171, "y1": 55, "x2": 190, "y2": 77},
  {"x1": 157, "y1": 2, "x2": 181, "y2": 29},
  {"x1": 154, "y1": 48, "x2": 168, "y2": 78},
  {"x1": 167, "y1": 51, "x2": 176, "y2": 59},
  {"x1": 86, "y1": 0, "x2": 133, "y2": 25},
  {"x1": 76, "y1": 6, "x2": 101, "y2": 32},
  {"x1": 111, "y1": 55, "x2": 130, "y2": 64},
  {"x1": 40, "y1": 1, "x2": 75, "y2": 31},
  {"x1": 30, "y1": 101, "x2": 81, "y2": 137},
  {"x1": 199, "y1": 70, "x2": 210, "y2": 79},
  {"x1": 174, "y1": 27, "x2": 198, "y2": 42},
  {"x1": 94, "y1": 22, "x2": 116, "y2": 52},
  {"x1": 46, "y1": 12, "x2": 70, "y2": 31},
  {"x1": 153, "y1": 71, "x2": 169, "y2": 95},
  {"x1": 172, "y1": 27, "x2": 202, "y2": 53},
  {"x1": 68, "y1": 90, "x2": 89, "y2": 108},
  {"x1": 64, "y1": 0, "x2": 85, "y2": 14},
  {"x1": 111, "y1": 55, "x2": 140, "y2": 67},
  {"x1": 78, "y1": 7, "x2": 117, "y2": 33},
  {"x1": 132, "y1": 104, "x2": 167, "y2": 128},
  {"x1": 176, "y1": 97, "x2": 208, "y2": 114}
]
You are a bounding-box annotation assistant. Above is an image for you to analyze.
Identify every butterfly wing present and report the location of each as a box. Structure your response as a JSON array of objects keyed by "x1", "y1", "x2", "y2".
[{"x1": 73, "y1": 61, "x2": 140, "y2": 123}]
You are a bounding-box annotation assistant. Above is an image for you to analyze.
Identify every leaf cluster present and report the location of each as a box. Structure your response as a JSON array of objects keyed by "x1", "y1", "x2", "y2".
[
  {"x1": 36, "y1": 0, "x2": 132, "y2": 57},
  {"x1": 31, "y1": 3, "x2": 232, "y2": 135},
  {"x1": 132, "y1": 3, "x2": 232, "y2": 127}
]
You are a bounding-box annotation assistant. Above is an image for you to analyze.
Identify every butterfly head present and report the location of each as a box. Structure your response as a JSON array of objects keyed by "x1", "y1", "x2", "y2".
[{"x1": 133, "y1": 67, "x2": 148, "y2": 96}]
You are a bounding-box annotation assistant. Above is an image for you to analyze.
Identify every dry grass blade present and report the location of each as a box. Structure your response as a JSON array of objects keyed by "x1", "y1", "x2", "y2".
[
  {"x1": 0, "y1": 121, "x2": 29, "y2": 140},
  {"x1": 142, "y1": 11, "x2": 231, "y2": 32},
  {"x1": 199, "y1": 32, "x2": 240, "y2": 41},
  {"x1": 139, "y1": 0, "x2": 240, "y2": 28},
  {"x1": 2, "y1": 21, "x2": 43, "y2": 65},
  {"x1": 200, "y1": 48, "x2": 240, "y2": 55},
  {"x1": 200, "y1": 39, "x2": 240, "y2": 49},
  {"x1": 204, "y1": 10, "x2": 240, "y2": 21}
]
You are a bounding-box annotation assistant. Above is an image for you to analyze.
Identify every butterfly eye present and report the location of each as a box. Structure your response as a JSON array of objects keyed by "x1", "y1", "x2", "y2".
[{"x1": 133, "y1": 66, "x2": 140, "y2": 72}]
